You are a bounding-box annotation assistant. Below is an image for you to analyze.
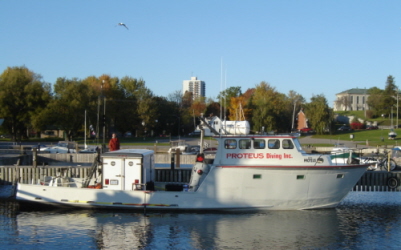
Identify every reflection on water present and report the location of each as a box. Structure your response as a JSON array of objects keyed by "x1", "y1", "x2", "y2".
[{"x1": 1, "y1": 192, "x2": 401, "y2": 249}]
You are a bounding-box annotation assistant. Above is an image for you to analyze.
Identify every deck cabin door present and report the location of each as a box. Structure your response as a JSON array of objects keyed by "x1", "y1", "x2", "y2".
[
  {"x1": 124, "y1": 158, "x2": 142, "y2": 190},
  {"x1": 102, "y1": 158, "x2": 124, "y2": 190}
]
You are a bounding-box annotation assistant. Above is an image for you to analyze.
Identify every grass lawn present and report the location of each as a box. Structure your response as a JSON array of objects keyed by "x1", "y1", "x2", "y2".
[{"x1": 309, "y1": 128, "x2": 401, "y2": 147}]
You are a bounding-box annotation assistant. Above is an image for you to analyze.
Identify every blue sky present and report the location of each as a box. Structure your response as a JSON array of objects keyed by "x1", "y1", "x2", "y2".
[{"x1": 2, "y1": 1, "x2": 401, "y2": 107}]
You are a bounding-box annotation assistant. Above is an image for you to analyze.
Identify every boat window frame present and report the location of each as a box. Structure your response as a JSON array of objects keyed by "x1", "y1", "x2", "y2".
[
  {"x1": 268, "y1": 139, "x2": 280, "y2": 149},
  {"x1": 239, "y1": 139, "x2": 251, "y2": 149},
  {"x1": 253, "y1": 139, "x2": 266, "y2": 149},
  {"x1": 292, "y1": 138, "x2": 305, "y2": 152},
  {"x1": 224, "y1": 139, "x2": 237, "y2": 149},
  {"x1": 282, "y1": 139, "x2": 294, "y2": 149}
]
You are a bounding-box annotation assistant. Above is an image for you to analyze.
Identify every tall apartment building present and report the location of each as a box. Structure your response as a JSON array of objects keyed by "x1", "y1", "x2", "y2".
[{"x1": 182, "y1": 76, "x2": 205, "y2": 100}]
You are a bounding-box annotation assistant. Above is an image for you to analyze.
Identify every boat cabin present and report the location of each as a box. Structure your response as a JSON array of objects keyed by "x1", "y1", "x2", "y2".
[
  {"x1": 101, "y1": 149, "x2": 155, "y2": 191},
  {"x1": 212, "y1": 135, "x2": 331, "y2": 166}
]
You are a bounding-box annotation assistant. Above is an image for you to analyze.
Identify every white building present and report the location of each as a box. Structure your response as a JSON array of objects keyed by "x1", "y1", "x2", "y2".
[
  {"x1": 182, "y1": 76, "x2": 205, "y2": 100},
  {"x1": 334, "y1": 88, "x2": 369, "y2": 111}
]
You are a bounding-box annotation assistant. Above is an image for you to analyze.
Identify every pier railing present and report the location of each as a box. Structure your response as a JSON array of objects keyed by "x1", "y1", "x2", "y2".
[
  {"x1": 0, "y1": 165, "x2": 192, "y2": 185},
  {"x1": 0, "y1": 152, "x2": 196, "y2": 185},
  {"x1": 352, "y1": 171, "x2": 401, "y2": 192}
]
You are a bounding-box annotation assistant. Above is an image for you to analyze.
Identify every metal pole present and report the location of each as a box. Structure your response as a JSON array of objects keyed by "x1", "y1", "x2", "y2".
[
  {"x1": 178, "y1": 117, "x2": 180, "y2": 141},
  {"x1": 101, "y1": 80, "x2": 105, "y2": 149},
  {"x1": 96, "y1": 96, "x2": 100, "y2": 145},
  {"x1": 292, "y1": 99, "x2": 297, "y2": 130},
  {"x1": 103, "y1": 98, "x2": 106, "y2": 146}
]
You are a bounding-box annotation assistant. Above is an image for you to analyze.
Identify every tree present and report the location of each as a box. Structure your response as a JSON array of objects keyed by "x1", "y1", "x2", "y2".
[
  {"x1": 304, "y1": 94, "x2": 332, "y2": 135},
  {"x1": 0, "y1": 66, "x2": 51, "y2": 141},
  {"x1": 204, "y1": 101, "x2": 221, "y2": 118},
  {"x1": 366, "y1": 76, "x2": 397, "y2": 117},
  {"x1": 120, "y1": 76, "x2": 158, "y2": 137},
  {"x1": 153, "y1": 96, "x2": 179, "y2": 136},
  {"x1": 366, "y1": 87, "x2": 384, "y2": 117},
  {"x1": 334, "y1": 96, "x2": 350, "y2": 111},
  {"x1": 227, "y1": 96, "x2": 251, "y2": 121},
  {"x1": 44, "y1": 77, "x2": 95, "y2": 141},
  {"x1": 250, "y1": 82, "x2": 287, "y2": 133},
  {"x1": 287, "y1": 90, "x2": 305, "y2": 130},
  {"x1": 217, "y1": 86, "x2": 242, "y2": 118},
  {"x1": 167, "y1": 90, "x2": 183, "y2": 105},
  {"x1": 190, "y1": 98, "x2": 207, "y2": 117},
  {"x1": 382, "y1": 75, "x2": 397, "y2": 117}
]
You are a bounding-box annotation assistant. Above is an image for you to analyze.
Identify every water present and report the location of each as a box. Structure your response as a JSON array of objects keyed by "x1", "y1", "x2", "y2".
[{"x1": 1, "y1": 192, "x2": 401, "y2": 249}]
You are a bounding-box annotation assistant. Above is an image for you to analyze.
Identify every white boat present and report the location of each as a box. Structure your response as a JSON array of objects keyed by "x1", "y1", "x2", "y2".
[
  {"x1": 330, "y1": 144, "x2": 359, "y2": 164},
  {"x1": 330, "y1": 144, "x2": 378, "y2": 170},
  {"x1": 388, "y1": 130, "x2": 397, "y2": 140},
  {"x1": 191, "y1": 116, "x2": 251, "y2": 137},
  {"x1": 16, "y1": 134, "x2": 369, "y2": 211},
  {"x1": 39, "y1": 142, "x2": 77, "y2": 154}
]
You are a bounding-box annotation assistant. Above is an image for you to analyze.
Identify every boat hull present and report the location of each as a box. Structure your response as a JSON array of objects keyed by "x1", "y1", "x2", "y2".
[{"x1": 16, "y1": 164, "x2": 368, "y2": 211}]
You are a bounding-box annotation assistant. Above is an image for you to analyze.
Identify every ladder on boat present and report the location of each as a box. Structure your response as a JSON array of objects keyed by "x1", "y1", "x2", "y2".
[{"x1": 82, "y1": 150, "x2": 101, "y2": 188}]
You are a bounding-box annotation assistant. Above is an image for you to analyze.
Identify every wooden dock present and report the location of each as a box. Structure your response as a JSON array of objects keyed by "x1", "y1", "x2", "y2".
[{"x1": 353, "y1": 171, "x2": 401, "y2": 192}]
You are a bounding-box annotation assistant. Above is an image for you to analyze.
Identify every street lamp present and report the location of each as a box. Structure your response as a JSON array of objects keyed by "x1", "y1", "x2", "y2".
[
  {"x1": 142, "y1": 121, "x2": 146, "y2": 140},
  {"x1": 397, "y1": 87, "x2": 399, "y2": 128},
  {"x1": 102, "y1": 80, "x2": 106, "y2": 147}
]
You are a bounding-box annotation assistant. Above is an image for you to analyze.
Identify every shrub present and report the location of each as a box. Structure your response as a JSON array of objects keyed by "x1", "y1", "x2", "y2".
[{"x1": 350, "y1": 122, "x2": 364, "y2": 130}]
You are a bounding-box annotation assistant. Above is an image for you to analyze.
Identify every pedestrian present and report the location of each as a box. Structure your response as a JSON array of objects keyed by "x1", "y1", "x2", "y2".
[{"x1": 108, "y1": 133, "x2": 120, "y2": 151}]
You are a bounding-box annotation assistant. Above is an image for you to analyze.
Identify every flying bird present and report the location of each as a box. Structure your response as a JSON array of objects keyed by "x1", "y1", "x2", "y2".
[{"x1": 117, "y1": 22, "x2": 129, "y2": 30}]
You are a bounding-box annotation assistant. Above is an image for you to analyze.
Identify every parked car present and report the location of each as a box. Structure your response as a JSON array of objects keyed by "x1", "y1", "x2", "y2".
[
  {"x1": 338, "y1": 126, "x2": 352, "y2": 131},
  {"x1": 299, "y1": 128, "x2": 314, "y2": 134},
  {"x1": 366, "y1": 125, "x2": 378, "y2": 130}
]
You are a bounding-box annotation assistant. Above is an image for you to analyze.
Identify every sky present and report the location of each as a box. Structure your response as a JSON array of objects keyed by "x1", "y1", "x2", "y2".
[{"x1": 2, "y1": 1, "x2": 401, "y2": 107}]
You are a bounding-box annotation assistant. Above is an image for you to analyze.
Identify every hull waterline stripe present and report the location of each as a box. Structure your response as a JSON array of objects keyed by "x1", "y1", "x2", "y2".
[
  {"x1": 217, "y1": 164, "x2": 370, "y2": 169},
  {"x1": 58, "y1": 199, "x2": 175, "y2": 207}
]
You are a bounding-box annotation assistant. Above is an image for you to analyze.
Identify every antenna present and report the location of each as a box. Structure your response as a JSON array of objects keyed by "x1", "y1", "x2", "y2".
[{"x1": 220, "y1": 58, "x2": 223, "y2": 137}]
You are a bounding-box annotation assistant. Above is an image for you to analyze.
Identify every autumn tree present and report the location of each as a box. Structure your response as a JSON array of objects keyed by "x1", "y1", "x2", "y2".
[
  {"x1": 227, "y1": 96, "x2": 251, "y2": 121},
  {"x1": 217, "y1": 86, "x2": 242, "y2": 118}
]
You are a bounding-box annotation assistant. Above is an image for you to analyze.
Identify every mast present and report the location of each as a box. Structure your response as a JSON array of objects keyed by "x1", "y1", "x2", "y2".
[{"x1": 84, "y1": 110, "x2": 87, "y2": 148}]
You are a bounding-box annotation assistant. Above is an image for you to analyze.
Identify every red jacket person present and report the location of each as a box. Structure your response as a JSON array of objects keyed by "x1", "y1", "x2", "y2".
[{"x1": 108, "y1": 133, "x2": 120, "y2": 151}]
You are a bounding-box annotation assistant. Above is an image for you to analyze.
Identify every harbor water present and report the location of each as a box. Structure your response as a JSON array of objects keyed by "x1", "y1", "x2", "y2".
[{"x1": 1, "y1": 192, "x2": 401, "y2": 249}]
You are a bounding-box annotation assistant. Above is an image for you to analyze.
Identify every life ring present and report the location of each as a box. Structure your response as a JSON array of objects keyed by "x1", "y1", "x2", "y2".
[{"x1": 387, "y1": 177, "x2": 399, "y2": 189}]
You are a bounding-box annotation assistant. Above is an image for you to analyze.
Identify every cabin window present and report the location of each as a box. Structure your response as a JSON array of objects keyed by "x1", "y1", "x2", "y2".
[
  {"x1": 239, "y1": 139, "x2": 251, "y2": 149},
  {"x1": 253, "y1": 139, "x2": 266, "y2": 149},
  {"x1": 268, "y1": 139, "x2": 280, "y2": 149},
  {"x1": 297, "y1": 175, "x2": 305, "y2": 180},
  {"x1": 253, "y1": 174, "x2": 262, "y2": 179},
  {"x1": 282, "y1": 139, "x2": 294, "y2": 149},
  {"x1": 224, "y1": 139, "x2": 237, "y2": 149},
  {"x1": 337, "y1": 174, "x2": 344, "y2": 179}
]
